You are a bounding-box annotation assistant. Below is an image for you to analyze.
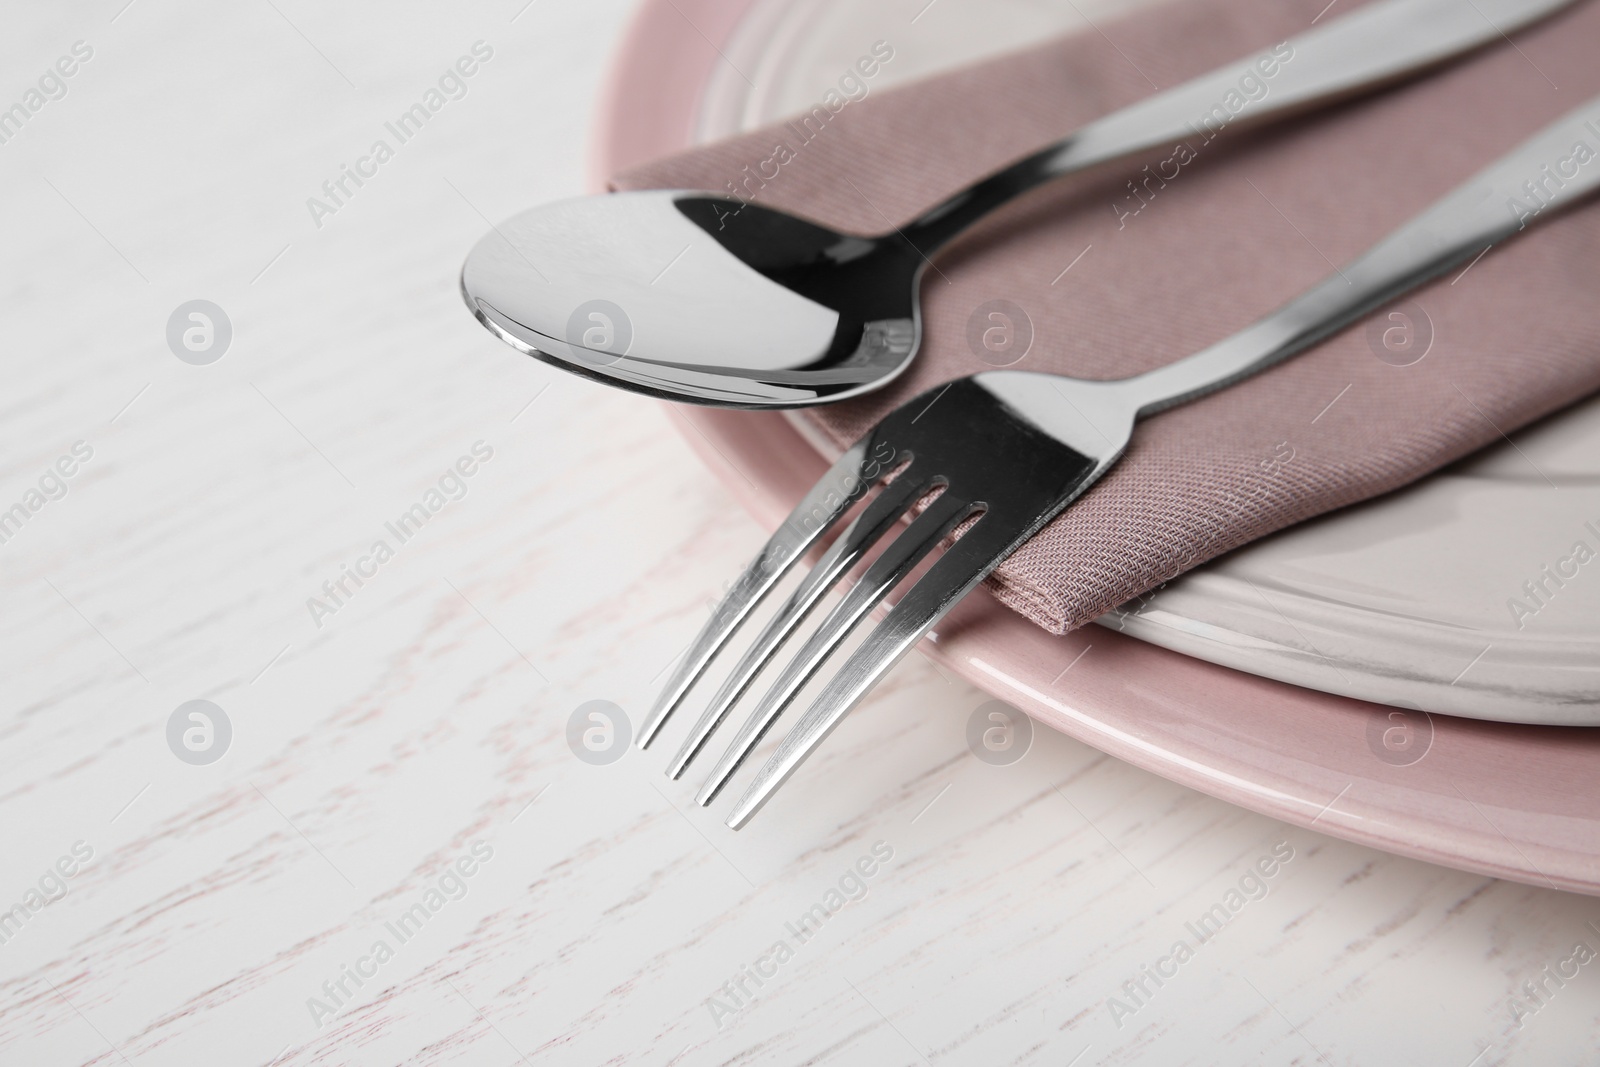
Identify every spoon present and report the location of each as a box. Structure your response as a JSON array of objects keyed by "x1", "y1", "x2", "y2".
[{"x1": 462, "y1": 0, "x2": 1575, "y2": 409}]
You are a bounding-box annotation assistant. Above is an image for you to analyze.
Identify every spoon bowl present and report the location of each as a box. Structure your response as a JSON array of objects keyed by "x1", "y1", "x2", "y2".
[{"x1": 461, "y1": 189, "x2": 922, "y2": 407}]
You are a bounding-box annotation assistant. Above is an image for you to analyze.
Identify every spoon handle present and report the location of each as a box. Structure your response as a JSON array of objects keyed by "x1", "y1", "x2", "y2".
[
  {"x1": 1127, "y1": 91, "x2": 1600, "y2": 415},
  {"x1": 901, "y1": 0, "x2": 1576, "y2": 253}
]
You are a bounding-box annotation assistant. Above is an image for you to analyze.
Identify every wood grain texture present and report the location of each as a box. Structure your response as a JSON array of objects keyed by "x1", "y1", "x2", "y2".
[{"x1": 0, "y1": 1, "x2": 1595, "y2": 1064}]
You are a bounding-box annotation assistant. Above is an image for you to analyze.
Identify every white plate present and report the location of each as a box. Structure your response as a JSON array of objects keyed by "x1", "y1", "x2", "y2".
[{"x1": 697, "y1": 0, "x2": 1600, "y2": 726}]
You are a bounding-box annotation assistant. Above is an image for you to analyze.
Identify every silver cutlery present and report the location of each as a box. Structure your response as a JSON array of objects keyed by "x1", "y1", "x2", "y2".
[
  {"x1": 461, "y1": 0, "x2": 1577, "y2": 409},
  {"x1": 642, "y1": 92, "x2": 1600, "y2": 827}
]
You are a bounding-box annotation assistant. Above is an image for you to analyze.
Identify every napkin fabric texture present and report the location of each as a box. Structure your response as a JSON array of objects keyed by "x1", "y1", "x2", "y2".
[{"x1": 612, "y1": 0, "x2": 1600, "y2": 634}]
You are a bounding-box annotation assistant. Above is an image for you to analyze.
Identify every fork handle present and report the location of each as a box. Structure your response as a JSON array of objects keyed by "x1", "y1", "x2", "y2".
[
  {"x1": 1129, "y1": 92, "x2": 1600, "y2": 415},
  {"x1": 901, "y1": 0, "x2": 1575, "y2": 253}
]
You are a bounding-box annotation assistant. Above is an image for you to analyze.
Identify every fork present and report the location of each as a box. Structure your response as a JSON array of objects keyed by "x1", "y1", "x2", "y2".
[{"x1": 641, "y1": 93, "x2": 1600, "y2": 829}]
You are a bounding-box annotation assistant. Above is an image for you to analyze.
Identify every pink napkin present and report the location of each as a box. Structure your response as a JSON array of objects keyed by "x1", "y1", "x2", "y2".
[{"x1": 612, "y1": 0, "x2": 1600, "y2": 634}]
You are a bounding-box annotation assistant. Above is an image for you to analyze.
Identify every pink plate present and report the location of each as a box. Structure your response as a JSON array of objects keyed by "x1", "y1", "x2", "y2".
[{"x1": 592, "y1": 0, "x2": 1600, "y2": 894}]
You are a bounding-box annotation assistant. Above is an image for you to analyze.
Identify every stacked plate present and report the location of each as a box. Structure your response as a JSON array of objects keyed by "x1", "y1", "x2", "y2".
[{"x1": 595, "y1": 0, "x2": 1600, "y2": 892}]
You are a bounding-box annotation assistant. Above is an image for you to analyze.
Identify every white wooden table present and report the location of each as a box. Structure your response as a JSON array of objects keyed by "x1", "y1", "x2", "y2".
[{"x1": 0, "y1": 2, "x2": 1595, "y2": 1064}]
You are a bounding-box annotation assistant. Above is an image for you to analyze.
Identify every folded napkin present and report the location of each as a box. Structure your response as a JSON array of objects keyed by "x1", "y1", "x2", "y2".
[{"x1": 612, "y1": 0, "x2": 1600, "y2": 634}]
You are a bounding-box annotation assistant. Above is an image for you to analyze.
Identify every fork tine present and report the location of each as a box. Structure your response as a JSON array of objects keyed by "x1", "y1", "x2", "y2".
[
  {"x1": 664, "y1": 467, "x2": 930, "y2": 779},
  {"x1": 722, "y1": 515, "x2": 1018, "y2": 829},
  {"x1": 637, "y1": 434, "x2": 899, "y2": 749},
  {"x1": 694, "y1": 490, "x2": 980, "y2": 806}
]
